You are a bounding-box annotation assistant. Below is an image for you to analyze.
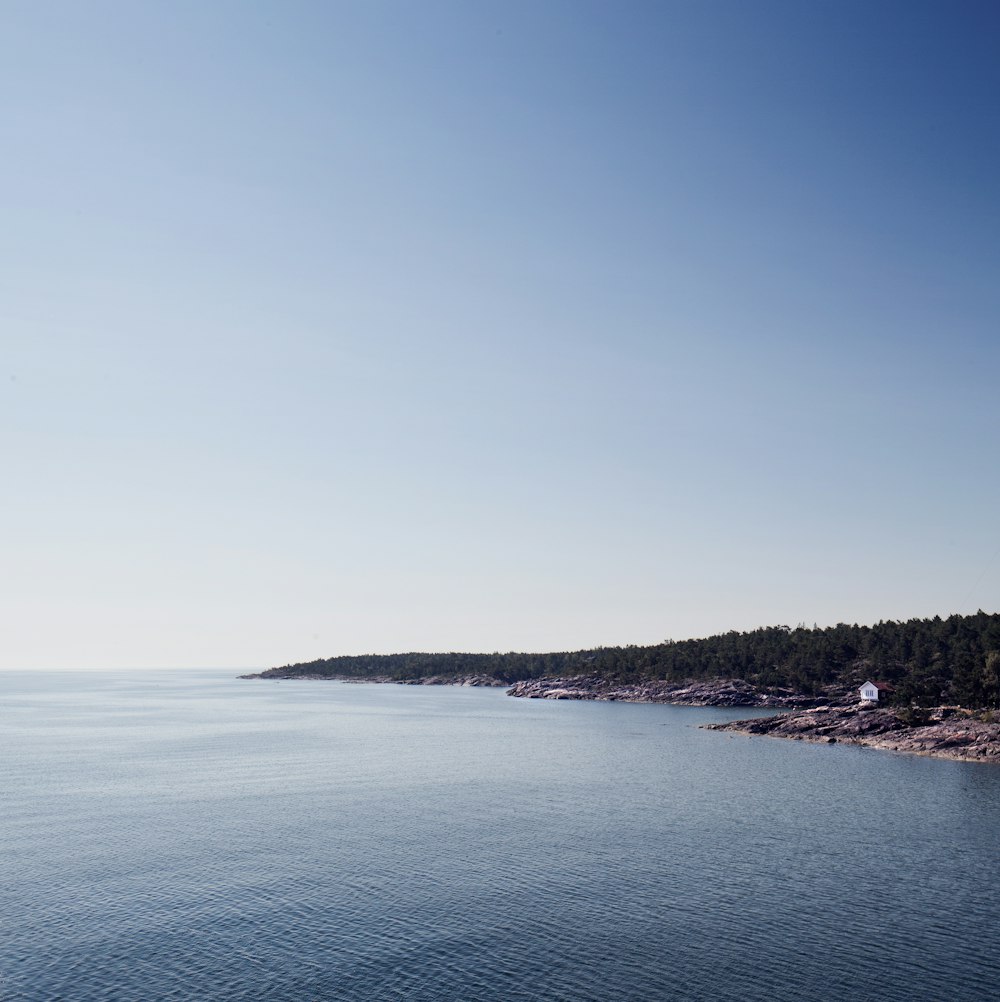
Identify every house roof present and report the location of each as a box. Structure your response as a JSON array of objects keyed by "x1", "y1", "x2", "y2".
[{"x1": 861, "y1": 680, "x2": 894, "y2": 691}]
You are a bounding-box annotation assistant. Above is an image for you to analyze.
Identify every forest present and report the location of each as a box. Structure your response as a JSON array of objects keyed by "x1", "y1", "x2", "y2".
[{"x1": 263, "y1": 611, "x2": 1000, "y2": 708}]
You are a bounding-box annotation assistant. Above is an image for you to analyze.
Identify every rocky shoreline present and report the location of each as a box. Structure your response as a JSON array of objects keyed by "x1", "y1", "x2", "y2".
[
  {"x1": 396, "y1": 674, "x2": 508, "y2": 687},
  {"x1": 240, "y1": 669, "x2": 1000, "y2": 763},
  {"x1": 239, "y1": 671, "x2": 508, "y2": 686},
  {"x1": 504, "y1": 675, "x2": 822, "y2": 707},
  {"x1": 242, "y1": 671, "x2": 818, "y2": 707},
  {"x1": 705, "y1": 705, "x2": 1000, "y2": 763}
]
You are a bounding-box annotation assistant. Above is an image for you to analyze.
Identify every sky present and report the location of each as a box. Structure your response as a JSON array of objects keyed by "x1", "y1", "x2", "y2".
[{"x1": 3, "y1": 0, "x2": 999, "y2": 669}]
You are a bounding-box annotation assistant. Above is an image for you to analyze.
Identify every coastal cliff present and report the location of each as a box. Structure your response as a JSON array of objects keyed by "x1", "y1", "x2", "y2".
[{"x1": 705, "y1": 705, "x2": 1000, "y2": 763}]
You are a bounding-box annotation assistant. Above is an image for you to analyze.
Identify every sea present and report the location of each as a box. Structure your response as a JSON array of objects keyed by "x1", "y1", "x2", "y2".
[{"x1": 3, "y1": 669, "x2": 999, "y2": 1002}]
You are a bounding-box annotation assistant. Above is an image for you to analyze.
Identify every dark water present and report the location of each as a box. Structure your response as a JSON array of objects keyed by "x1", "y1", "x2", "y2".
[{"x1": 3, "y1": 670, "x2": 999, "y2": 1001}]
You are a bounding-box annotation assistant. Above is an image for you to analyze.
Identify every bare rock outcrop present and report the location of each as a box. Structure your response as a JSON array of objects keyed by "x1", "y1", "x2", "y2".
[
  {"x1": 398, "y1": 675, "x2": 507, "y2": 687},
  {"x1": 705, "y1": 705, "x2": 1000, "y2": 763},
  {"x1": 506, "y1": 676, "x2": 822, "y2": 707}
]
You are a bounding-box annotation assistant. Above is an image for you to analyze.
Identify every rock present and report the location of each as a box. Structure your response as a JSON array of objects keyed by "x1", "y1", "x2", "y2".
[
  {"x1": 703, "y1": 706, "x2": 1000, "y2": 764},
  {"x1": 505, "y1": 676, "x2": 824, "y2": 708},
  {"x1": 243, "y1": 672, "x2": 507, "y2": 686}
]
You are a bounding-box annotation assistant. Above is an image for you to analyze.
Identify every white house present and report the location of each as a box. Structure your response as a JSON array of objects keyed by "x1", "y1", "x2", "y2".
[{"x1": 859, "y1": 680, "x2": 893, "y2": 703}]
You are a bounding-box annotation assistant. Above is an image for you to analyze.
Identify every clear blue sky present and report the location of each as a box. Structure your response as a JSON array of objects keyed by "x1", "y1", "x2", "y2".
[{"x1": 3, "y1": 1, "x2": 998, "y2": 669}]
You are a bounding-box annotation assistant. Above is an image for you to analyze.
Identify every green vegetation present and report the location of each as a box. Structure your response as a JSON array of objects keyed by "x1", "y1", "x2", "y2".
[{"x1": 266, "y1": 611, "x2": 1000, "y2": 709}]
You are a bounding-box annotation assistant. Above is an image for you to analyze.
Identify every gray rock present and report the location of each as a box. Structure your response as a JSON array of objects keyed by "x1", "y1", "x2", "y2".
[{"x1": 704, "y1": 706, "x2": 1000, "y2": 763}]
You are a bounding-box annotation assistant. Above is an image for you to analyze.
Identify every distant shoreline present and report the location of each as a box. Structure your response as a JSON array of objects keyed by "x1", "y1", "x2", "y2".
[
  {"x1": 240, "y1": 671, "x2": 823, "y2": 708},
  {"x1": 242, "y1": 670, "x2": 1000, "y2": 763},
  {"x1": 239, "y1": 671, "x2": 509, "y2": 687}
]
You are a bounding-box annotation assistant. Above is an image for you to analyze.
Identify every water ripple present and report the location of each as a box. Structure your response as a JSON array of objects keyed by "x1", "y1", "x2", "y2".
[{"x1": 3, "y1": 671, "x2": 1000, "y2": 1001}]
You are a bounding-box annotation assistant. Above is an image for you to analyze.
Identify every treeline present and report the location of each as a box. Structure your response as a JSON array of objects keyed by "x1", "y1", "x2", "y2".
[{"x1": 266, "y1": 611, "x2": 1000, "y2": 708}]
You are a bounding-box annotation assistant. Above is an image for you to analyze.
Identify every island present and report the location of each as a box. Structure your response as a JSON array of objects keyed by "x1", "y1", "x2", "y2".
[{"x1": 243, "y1": 610, "x2": 1000, "y2": 763}]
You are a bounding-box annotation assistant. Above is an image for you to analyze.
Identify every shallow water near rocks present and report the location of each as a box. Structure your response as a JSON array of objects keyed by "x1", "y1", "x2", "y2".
[{"x1": 3, "y1": 669, "x2": 999, "y2": 1001}]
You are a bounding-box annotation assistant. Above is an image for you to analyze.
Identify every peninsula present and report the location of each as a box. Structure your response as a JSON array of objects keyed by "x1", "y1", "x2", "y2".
[
  {"x1": 244, "y1": 611, "x2": 1000, "y2": 704},
  {"x1": 243, "y1": 611, "x2": 1000, "y2": 762}
]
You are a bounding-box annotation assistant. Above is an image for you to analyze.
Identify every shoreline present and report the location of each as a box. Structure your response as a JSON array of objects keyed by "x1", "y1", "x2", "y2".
[
  {"x1": 502, "y1": 675, "x2": 823, "y2": 707},
  {"x1": 704, "y1": 705, "x2": 1000, "y2": 764},
  {"x1": 243, "y1": 670, "x2": 1000, "y2": 763},
  {"x1": 241, "y1": 671, "x2": 823, "y2": 708},
  {"x1": 238, "y1": 672, "x2": 509, "y2": 687}
]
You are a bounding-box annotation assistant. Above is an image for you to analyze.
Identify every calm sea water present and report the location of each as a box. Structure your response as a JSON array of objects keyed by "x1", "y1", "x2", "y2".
[{"x1": 3, "y1": 670, "x2": 999, "y2": 1001}]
